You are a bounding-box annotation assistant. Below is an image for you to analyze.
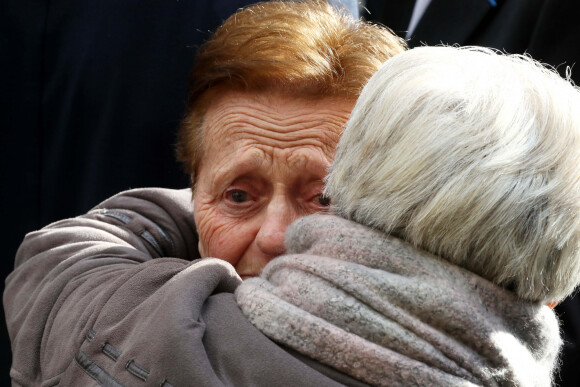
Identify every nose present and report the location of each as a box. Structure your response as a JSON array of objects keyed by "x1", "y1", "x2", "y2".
[{"x1": 255, "y1": 197, "x2": 296, "y2": 257}]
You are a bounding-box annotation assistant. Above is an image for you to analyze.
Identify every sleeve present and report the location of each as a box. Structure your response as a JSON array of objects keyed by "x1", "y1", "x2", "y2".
[{"x1": 3, "y1": 187, "x2": 242, "y2": 386}]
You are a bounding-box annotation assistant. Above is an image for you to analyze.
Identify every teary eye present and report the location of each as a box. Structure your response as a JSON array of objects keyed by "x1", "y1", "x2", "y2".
[
  {"x1": 316, "y1": 194, "x2": 331, "y2": 207},
  {"x1": 229, "y1": 190, "x2": 249, "y2": 203}
]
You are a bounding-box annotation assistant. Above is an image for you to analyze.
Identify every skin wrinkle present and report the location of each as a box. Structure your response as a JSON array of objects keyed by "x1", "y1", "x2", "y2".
[
  {"x1": 204, "y1": 93, "x2": 346, "y2": 155},
  {"x1": 194, "y1": 90, "x2": 354, "y2": 279},
  {"x1": 202, "y1": 147, "x2": 330, "y2": 201}
]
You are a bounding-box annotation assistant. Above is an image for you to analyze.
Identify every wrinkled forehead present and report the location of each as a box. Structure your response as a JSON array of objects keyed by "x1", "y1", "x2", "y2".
[{"x1": 200, "y1": 90, "x2": 355, "y2": 159}]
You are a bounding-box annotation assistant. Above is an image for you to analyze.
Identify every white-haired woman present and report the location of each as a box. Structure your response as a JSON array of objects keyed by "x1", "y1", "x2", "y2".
[{"x1": 237, "y1": 46, "x2": 580, "y2": 386}]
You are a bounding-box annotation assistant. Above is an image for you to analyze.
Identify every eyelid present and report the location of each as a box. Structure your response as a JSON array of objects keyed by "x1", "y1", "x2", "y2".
[
  {"x1": 225, "y1": 175, "x2": 265, "y2": 193},
  {"x1": 302, "y1": 185, "x2": 331, "y2": 211},
  {"x1": 224, "y1": 187, "x2": 252, "y2": 199},
  {"x1": 225, "y1": 182, "x2": 255, "y2": 194},
  {"x1": 315, "y1": 193, "x2": 331, "y2": 206},
  {"x1": 223, "y1": 184, "x2": 260, "y2": 207},
  {"x1": 303, "y1": 181, "x2": 325, "y2": 198}
]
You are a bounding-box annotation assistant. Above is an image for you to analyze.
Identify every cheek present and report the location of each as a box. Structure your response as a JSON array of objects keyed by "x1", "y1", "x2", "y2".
[{"x1": 194, "y1": 199, "x2": 257, "y2": 265}]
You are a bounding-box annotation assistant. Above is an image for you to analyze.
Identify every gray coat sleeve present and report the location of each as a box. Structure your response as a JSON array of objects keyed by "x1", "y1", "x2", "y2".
[{"x1": 3, "y1": 188, "x2": 242, "y2": 386}]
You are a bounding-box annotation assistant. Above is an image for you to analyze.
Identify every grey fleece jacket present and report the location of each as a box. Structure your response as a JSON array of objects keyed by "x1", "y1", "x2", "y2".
[{"x1": 3, "y1": 188, "x2": 366, "y2": 387}]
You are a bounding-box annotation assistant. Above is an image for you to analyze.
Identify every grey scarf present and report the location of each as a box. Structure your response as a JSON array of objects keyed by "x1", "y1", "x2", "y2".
[{"x1": 235, "y1": 214, "x2": 561, "y2": 386}]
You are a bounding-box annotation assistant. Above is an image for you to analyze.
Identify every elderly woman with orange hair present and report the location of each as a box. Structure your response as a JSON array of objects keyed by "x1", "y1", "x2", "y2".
[{"x1": 3, "y1": 1, "x2": 405, "y2": 385}]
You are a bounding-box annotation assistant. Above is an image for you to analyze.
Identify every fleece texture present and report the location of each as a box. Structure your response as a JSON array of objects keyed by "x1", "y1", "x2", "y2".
[
  {"x1": 236, "y1": 214, "x2": 562, "y2": 387},
  {"x1": 5, "y1": 188, "x2": 365, "y2": 386}
]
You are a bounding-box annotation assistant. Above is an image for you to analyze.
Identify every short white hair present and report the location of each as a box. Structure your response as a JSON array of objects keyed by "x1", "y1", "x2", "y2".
[{"x1": 325, "y1": 46, "x2": 580, "y2": 303}]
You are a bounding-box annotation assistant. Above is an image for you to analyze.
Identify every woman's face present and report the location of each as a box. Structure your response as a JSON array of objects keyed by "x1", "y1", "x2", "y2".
[{"x1": 194, "y1": 91, "x2": 354, "y2": 279}]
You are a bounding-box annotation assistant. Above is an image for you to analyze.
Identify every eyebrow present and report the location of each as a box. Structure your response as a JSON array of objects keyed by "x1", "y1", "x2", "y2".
[
  {"x1": 286, "y1": 148, "x2": 332, "y2": 176},
  {"x1": 211, "y1": 150, "x2": 267, "y2": 190},
  {"x1": 210, "y1": 146, "x2": 331, "y2": 193}
]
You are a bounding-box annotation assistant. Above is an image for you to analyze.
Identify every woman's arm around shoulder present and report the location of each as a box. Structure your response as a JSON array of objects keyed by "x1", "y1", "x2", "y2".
[{"x1": 3, "y1": 187, "x2": 241, "y2": 386}]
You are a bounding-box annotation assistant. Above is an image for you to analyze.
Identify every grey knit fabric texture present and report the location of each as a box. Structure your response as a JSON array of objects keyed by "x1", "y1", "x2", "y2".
[{"x1": 236, "y1": 214, "x2": 562, "y2": 387}]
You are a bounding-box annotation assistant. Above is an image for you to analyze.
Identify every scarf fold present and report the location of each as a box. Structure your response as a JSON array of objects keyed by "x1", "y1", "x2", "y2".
[{"x1": 235, "y1": 214, "x2": 561, "y2": 386}]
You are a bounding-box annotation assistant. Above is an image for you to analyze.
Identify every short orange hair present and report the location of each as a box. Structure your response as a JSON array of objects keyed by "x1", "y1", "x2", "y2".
[{"x1": 177, "y1": 0, "x2": 406, "y2": 186}]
